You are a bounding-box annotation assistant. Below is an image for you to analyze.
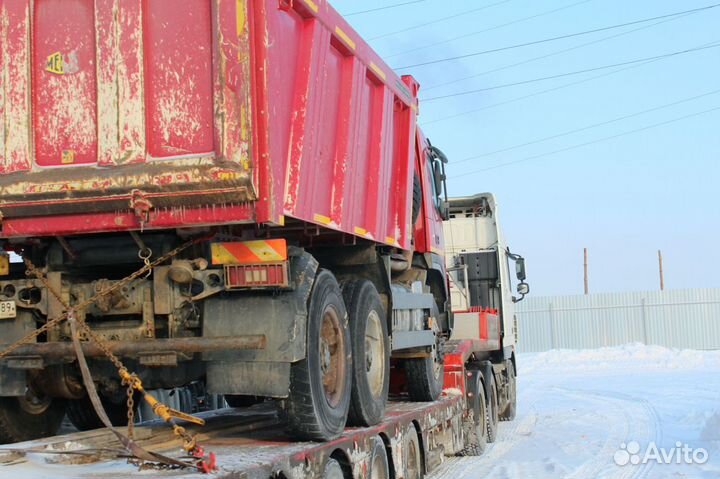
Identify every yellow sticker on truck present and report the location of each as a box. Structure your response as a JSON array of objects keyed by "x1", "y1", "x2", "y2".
[{"x1": 211, "y1": 239, "x2": 288, "y2": 265}]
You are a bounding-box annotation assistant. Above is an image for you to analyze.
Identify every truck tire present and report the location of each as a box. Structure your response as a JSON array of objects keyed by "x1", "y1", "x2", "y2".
[
  {"x1": 458, "y1": 374, "x2": 487, "y2": 456},
  {"x1": 404, "y1": 310, "x2": 444, "y2": 402},
  {"x1": 0, "y1": 394, "x2": 65, "y2": 444},
  {"x1": 369, "y1": 436, "x2": 390, "y2": 479},
  {"x1": 323, "y1": 458, "x2": 345, "y2": 479},
  {"x1": 342, "y1": 280, "x2": 390, "y2": 427},
  {"x1": 403, "y1": 425, "x2": 424, "y2": 479},
  {"x1": 66, "y1": 393, "x2": 133, "y2": 431},
  {"x1": 499, "y1": 360, "x2": 516, "y2": 421},
  {"x1": 486, "y1": 374, "x2": 499, "y2": 443},
  {"x1": 287, "y1": 270, "x2": 351, "y2": 441}
]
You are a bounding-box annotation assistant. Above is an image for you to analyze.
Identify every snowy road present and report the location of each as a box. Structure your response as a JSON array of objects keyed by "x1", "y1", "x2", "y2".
[{"x1": 432, "y1": 345, "x2": 720, "y2": 479}]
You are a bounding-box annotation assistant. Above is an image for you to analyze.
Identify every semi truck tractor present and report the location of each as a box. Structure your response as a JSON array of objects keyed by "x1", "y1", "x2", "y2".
[{"x1": 0, "y1": 1, "x2": 527, "y2": 464}]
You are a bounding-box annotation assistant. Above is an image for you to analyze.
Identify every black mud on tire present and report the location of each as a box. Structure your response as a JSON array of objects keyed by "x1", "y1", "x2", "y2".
[
  {"x1": 342, "y1": 280, "x2": 390, "y2": 427},
  {"x1": 286, "y1": 270, "x2": 351, "y2": 441},
  {"x1": 0, "y1": 396, "x2": 66, "y2": 444}
]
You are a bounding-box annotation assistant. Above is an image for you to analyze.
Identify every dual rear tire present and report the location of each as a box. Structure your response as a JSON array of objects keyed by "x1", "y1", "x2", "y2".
[
  {"x1": 286, "y1": 271, "x2": 443, "y2": 440},
  {"x1": 0, "y1": 391, "x2": 65, "y2": 444},
  {"x1": 286, "y1": 270, "x2": 352, "y2": 441}
]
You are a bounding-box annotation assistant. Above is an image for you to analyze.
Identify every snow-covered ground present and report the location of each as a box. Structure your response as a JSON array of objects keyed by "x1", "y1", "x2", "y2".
[{"x1": 433, "y1": 344, "x2": 720, "y2": 479}]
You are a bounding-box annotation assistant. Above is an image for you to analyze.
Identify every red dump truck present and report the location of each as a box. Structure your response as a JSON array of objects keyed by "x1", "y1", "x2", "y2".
[{"x1": 0, "y1": 1, "x2": 527, "y2": 474}]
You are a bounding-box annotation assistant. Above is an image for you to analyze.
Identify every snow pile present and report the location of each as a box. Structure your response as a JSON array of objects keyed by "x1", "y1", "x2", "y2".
[
  {"x1": 433, "y1": 343, "x2": 720, "y2": 479},
  {"x1": 518, "y1": 343, "x2": 720, "y2": 375}
]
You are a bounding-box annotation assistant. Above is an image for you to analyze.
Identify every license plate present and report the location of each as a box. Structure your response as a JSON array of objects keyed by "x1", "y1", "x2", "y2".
[{"x1": 0, "y1": 301, "x2": 16, "y2": 319}]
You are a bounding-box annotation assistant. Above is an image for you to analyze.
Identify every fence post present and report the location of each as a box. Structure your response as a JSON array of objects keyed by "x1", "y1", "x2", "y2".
[
  {"x1": 549, "y1": 301, "x2": 557, "y2": 350},
  {"x1": 641, "y1": 298, "x2": 648, "y2": 345}
]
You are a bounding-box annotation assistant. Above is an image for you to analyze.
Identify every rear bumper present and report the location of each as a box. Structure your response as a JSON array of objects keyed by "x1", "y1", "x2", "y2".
[{"x1": 1, "y1": 336, "x2": 266, "y2": 361}]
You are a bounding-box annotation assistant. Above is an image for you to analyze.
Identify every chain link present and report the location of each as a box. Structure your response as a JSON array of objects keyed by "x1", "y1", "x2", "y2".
[{"x1": 127, "y1": 383, "x2": 135, "y2": 439}]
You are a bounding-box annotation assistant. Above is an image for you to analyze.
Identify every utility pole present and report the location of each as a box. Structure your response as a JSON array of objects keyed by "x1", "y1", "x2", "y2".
[
  {"x1": 658, "y1": 250, "x2": 664, "y2": 291},
  {"x1": 583, "y1": 247, "x2": 589, "y2": 295}
]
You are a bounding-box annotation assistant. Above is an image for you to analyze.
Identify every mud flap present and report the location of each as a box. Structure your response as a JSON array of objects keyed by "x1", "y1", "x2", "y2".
[{"x1": 203, "y1": 251, "x2": 318, "y2": 396}]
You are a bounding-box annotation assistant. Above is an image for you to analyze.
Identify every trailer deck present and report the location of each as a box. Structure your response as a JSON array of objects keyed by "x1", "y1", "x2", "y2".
[{"x1": 0, "y1": 396, "x2": 464, "y2": 479}]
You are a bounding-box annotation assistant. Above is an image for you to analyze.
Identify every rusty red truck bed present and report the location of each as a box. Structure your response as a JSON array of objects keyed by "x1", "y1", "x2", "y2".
[{"x1": 0, "y1": 0, "x2": 418, "y2": 249}]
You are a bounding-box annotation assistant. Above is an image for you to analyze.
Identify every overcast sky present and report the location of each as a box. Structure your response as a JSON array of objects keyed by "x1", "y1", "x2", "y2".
[{"x1": 332, "y1": 0, "x2": 720, "y2": 296}]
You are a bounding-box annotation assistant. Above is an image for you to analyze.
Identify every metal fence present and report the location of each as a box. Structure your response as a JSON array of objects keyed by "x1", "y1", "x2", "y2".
[{"x1": 514, "y1": 288, "x2": 720, "y2": 353}]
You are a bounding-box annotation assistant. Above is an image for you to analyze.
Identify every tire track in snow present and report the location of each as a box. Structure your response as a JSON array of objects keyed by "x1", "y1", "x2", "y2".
[{"x1": 554, "y1": 387, "x2": 662, "y2": 479}]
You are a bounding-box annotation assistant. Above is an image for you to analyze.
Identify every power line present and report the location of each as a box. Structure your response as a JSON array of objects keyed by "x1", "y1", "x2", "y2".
[
  {"x1": 395, "y1": 2, "x2": 720, "y2": 69},
  {"x1": 343, "y1": 0, "x2": 424, "y2": 17},
  {"x1": 368, "y1": 0, "x2": 512, "y2": 41},
  {"x1": 422, "y1": 62, "x2": 654, "y2": 125},
  {"x1": 451, "y1": 88, "x2": 720, "y2": 165},
  {"x1": 422, "y1": 43, "x2": 720, "y2": 102},
  {"x1": 449, "y1": 105, "x2": 720, "y2": 178},
  {"x1": 422, "y1": 8, "x2": 701, "y2": 92},
  {"x1": 422, "y1": 39, "x2": 720, "y2": 125},
  {"x1": 386, "y1": 0, "x2": 595, "y2": 59}
]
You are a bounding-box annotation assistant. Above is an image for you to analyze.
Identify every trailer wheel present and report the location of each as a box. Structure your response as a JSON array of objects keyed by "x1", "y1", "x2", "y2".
[
  {"x1": 404, "y1": 310, "x2": 444, "y2": 402},
  {"x1": 322, "y1": 458, "x2": 345, "y2": 479},
  {"x1": 499, "y1": 360, "x2": 516, "y2": 421},
  {"x1": 486, "y1": 374, "x2": 499, "y2": 443},
  {"x1": 342, "y1": 280, "x2": 390, "y2": 427},
  {"x1": 403, "y1": 425, "x2": 424, "y2": 479},
  {"x1": 0, "y1": 390, "x2": 65, "y2": 444},
  {"x1": 66, "y1": 392, "x2": 135, "y2": 431},
  {"x1": 458, "y1": 374, "x2": 488, "y2": 456},
  {"x1": 287, "y1": 270, "x2": 351, "y2": 441},
  {"x1": 370, "y1": 436, "x2": 390, "y2": 479}
]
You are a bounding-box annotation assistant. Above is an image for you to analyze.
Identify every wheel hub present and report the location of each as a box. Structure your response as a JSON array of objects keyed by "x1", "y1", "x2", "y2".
[
  {"x1": 365, "y1": 310, "x2": 385, "y2": 398},
  {"x1": 319, "y1": 306, "x2": 345, "y2": 408},
  {"x1": 18, "y1": 387, "x2": 52, "y2": 415}
]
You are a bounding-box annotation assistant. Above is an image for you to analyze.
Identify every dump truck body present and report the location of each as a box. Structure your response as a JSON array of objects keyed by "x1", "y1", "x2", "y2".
[
  {"x1": 1, "y1": 0, "x2": 417, "y2": 249},
  {"x1": 0, "y1": 0, "x2": 453, "y2": 444}
]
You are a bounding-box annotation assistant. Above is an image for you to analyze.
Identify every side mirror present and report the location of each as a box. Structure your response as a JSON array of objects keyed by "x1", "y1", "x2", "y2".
[
  {"x1": 513, "y1": 282, "x2": 529, "y2": 303},
  {"x1": 515, "y1": 257, "x2": 526, "y2": 281}
]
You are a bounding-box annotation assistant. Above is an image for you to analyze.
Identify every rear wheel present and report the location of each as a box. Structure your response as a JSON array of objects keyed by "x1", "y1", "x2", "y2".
[
  {"x1": 286, "y1": 270, "x2": 351, "y2": 441},
  {"x1": 66, "y1": 392, "x2": 132, "y2": 431},
  {"x1": 0, "y1": 389, "x2": 65, "y2": 444},
  {"x1": 486, "y1": 374, "x2": 499, "y2": 443},
  {"x1": 499, "y1": 360, "x2": 517, "y2": 421},
  {"x1": 342, "y1": 280, "x2": 390, "y2": 427},
  {"x1": 404, "y1": 309, "x2": 444, "y2": 401},
  {"x1": 458, "y1": 373, "x2": 488, "y2": 456}
]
